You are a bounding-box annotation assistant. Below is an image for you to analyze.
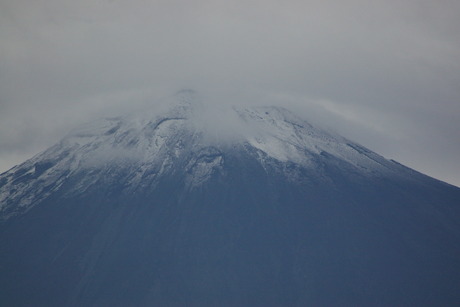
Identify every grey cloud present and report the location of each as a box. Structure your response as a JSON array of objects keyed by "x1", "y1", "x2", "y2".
[{"x1": 1, "y1": 0, "x2": 459, "y2": 186}]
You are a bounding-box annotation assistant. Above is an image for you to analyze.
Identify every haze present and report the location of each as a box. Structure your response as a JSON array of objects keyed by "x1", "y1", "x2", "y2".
[{"x1": 1, "y1": 0, "x2": 459, "y2": 186}]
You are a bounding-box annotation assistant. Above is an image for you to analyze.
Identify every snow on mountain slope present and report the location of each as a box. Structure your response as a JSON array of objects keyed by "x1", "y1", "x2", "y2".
[
  {"x1": 0, "y1": 92, "x2": 416, "y2": 219},
  {"x1": 236, "y1": 106, "x2": 395, "y2": 173}
]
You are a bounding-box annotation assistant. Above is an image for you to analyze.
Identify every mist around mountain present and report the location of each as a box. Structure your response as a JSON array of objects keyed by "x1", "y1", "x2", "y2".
[{"x1": 1, "y1": 91, "x2": 460, "y2": 306}]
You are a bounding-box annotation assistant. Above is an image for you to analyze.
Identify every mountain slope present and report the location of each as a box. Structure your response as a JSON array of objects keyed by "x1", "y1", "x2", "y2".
[{"x1": 1, "y1": 92, "x2": 460, "y2": 306}]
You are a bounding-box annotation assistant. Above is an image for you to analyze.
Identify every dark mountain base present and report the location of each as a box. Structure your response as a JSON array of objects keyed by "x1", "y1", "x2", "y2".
[{"x1": 1, "y1": 150, "x2": 460, "y2": 306}]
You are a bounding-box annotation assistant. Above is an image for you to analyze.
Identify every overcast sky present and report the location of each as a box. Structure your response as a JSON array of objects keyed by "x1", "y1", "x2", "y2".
[{"x1": 1, "y1": 0, "x2": 459, "y2": 186}]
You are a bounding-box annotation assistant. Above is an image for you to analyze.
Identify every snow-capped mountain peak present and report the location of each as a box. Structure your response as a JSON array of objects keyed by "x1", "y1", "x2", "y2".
[{"x1": 0, "y1": 93, "x2": 409, "y2": 219}]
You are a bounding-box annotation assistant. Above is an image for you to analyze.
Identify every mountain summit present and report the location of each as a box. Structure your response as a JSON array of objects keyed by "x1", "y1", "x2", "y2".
[{"x1": 1, "y1": 93, "x2": 460, "y2": 306}]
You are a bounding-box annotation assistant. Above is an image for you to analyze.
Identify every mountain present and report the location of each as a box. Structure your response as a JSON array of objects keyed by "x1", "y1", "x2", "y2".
[{"x1": 1, "y1": 91, "x2": 460, "y2": 306}]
